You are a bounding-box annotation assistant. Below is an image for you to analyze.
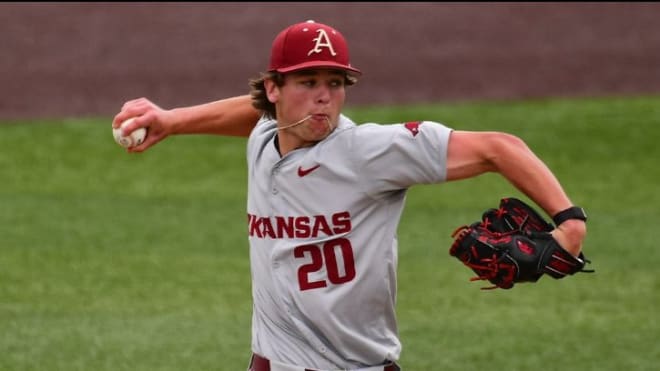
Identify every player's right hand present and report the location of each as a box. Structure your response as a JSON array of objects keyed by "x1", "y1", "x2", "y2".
[{"x1": 112, "y1": 97, "x2": 176, "y2": 153}]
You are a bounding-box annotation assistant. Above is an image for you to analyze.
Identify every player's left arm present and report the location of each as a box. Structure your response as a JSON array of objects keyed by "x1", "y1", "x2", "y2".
[{"x1": 445, "y1": 130, "x2": 586, "y2": 256}]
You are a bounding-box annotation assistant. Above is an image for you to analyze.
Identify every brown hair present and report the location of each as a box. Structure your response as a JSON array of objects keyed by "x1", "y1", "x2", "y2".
[{"x1": 248, "y1": 71, "x2": 358, "y2": 119}]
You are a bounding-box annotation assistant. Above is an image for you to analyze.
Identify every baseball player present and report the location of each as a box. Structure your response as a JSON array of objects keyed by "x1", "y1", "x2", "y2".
[{"x1": 113, "y1": 20, "x2": 587, "y2": 371}]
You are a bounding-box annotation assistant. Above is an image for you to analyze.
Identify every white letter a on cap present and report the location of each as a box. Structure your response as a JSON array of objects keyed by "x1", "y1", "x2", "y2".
[{"x1": 308, "y1": 29, "x2": 337, "y2": 56}]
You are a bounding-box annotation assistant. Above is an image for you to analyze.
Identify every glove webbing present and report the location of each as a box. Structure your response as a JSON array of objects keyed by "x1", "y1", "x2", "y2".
[{"x1": 451, "y1": 226, "x2": 517, "y2": 290}]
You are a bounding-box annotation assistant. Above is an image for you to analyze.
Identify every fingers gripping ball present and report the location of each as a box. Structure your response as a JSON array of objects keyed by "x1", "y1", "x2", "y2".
[
  {"x1": 449, "y1": 197, "x2": 594, "y2": 290},
  {"x1": 113, "y1": 118, "x2": 147, "y2": 148}
]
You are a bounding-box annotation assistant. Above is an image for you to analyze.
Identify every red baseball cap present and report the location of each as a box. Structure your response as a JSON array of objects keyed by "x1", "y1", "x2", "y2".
[{"x1": 268, "y1": 20, "x2": 361, "y2": 75}]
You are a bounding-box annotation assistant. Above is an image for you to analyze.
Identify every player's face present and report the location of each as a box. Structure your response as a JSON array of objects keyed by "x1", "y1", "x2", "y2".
[{"x1": 272, "y1": 69, "x2": 346, "y2": 146}]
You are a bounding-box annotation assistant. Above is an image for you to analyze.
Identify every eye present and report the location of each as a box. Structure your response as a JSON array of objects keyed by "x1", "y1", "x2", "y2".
[
  {"x1": 329, "y1": 79, "x2": 343, "y2": 88},
  {"x1": 301, "y1": 79, "x2": 316, "y2": 87}
]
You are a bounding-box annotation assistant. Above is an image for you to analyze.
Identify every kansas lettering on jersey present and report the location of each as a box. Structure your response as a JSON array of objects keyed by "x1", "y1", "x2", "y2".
[{"x1": 248, "y1": 212, "x2": 352, "y2": 239}]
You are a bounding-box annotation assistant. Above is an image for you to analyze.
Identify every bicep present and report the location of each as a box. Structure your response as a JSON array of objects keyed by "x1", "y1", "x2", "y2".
[{"x1": 445, "y1": 130, "x2": 523, "y2": 181}]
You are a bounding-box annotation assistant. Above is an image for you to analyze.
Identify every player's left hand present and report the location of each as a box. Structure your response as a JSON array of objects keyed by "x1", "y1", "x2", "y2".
[
  {"x1": 550, "y1": 218, "x2": 587, "y2": 257},
  {"x1": 449, "y1": 197, "x2": 594, "y2": 289}
]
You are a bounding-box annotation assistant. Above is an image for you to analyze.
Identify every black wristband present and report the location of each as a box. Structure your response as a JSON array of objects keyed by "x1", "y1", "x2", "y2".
[{"x1": 552, "y1": 206, "x2": 587, "y2": 226}]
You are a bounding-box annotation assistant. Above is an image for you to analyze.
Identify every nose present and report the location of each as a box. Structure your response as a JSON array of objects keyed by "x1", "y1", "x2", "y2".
[{"x1": 315, "y1": 84, "x2": 331, "y2": 104}]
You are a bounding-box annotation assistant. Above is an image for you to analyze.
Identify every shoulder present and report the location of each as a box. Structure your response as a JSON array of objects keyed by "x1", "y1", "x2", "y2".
[
  {"x1": 322, "y1": 119, "x2": 453, "y2": 166},
  {"x1": 249, "y1": 115, "x2": 278, "y2": 139},
  {"x1": 247, "y1": 114, "x2": 277, "y2": 151},
  {"x1": 353, "y1": 120, "x2": 451, "y2": 135},
  {"x1": 350, "y1": 120, "x2": 453, "y2": 149},
  {"x1": 254, "y1": 114, "x2": 277, "y2": 132}
]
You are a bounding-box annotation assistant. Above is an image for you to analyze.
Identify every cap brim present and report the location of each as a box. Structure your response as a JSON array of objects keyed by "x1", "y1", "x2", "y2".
[{"x1": 273, "y1": 61, "x2": 362, "y2": 76}]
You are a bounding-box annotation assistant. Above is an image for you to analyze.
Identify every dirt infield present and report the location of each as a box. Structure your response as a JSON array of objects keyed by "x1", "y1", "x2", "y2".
[{"x1": 2, "y1": 2, "x2": 660, "y2": 119}]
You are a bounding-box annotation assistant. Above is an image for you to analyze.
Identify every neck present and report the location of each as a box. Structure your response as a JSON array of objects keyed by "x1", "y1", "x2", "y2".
[{"x1": 275, "y1": 133, "x2": 318, "y2": 157}]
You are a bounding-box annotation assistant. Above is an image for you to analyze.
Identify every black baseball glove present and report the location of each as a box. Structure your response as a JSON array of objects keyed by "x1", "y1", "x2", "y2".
[{"x1": 449, "y1": 197, "x2": 593, "y2": 290}]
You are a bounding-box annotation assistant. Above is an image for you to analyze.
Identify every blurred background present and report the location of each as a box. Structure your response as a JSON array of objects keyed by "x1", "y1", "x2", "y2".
[
  {"x1": 2, "y1": 2, "x2": 660, "y2": 119},
  {"x1": 2, "y1": 3, "x2": 659, "y2": 370}
]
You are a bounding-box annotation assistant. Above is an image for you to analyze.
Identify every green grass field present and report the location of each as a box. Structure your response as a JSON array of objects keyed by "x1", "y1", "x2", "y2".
[{"x1": 1, "y1": 95, "x2": 658, "y2": 370}]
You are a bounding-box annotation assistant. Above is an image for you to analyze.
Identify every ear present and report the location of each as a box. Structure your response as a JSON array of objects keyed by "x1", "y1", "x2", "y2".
[{"x1": 264, "y1": 79, "x2": 280, "y2": 103}]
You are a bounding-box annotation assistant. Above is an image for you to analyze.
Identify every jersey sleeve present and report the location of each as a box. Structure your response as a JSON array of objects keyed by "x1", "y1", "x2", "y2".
[{"x1": 351, "y1": 121, "x2": 452, "y2": 194}]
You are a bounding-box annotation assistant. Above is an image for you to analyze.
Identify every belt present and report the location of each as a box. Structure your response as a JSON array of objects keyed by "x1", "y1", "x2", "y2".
[{"x1": 249, "y1": 353, "x2": 400, "y2": 371}]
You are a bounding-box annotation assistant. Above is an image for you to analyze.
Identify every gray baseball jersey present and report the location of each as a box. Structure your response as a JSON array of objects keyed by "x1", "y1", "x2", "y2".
[{"x1": 246, "y1": 114, "x2": 452, "y2": 369}]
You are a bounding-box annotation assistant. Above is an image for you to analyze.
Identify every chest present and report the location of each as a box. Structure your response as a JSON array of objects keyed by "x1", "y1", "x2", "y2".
[{"x1": 248, "y1": 150, "x2": 362, "y2": 216}]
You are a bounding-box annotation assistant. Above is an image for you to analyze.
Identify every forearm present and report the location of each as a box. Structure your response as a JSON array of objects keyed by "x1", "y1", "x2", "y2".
[
  {"x1": 490, "y1": 134, "x2": 587, "y2": 255},
  {"x1": 170, "y1": 95, "x2": 261, "y2": 137},
  {"x1": 491, "y1": 134, "x2": 572, "y2": 216}
]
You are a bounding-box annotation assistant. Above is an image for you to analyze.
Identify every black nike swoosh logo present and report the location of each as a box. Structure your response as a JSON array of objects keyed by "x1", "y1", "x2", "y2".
[{"x1": 297, "y1": 164, "x2": 321, "y2": 177}]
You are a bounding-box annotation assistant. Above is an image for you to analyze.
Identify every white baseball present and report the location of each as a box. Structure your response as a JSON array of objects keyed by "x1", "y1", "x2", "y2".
[{"x1": 113, "y1": 118, "x2": 147, "y2": 148}]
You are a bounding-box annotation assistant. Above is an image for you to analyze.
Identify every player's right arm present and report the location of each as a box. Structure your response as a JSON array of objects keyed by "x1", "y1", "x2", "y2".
[{"x1": 112, "y1": 95, "x2": 261, "y2": 153}]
